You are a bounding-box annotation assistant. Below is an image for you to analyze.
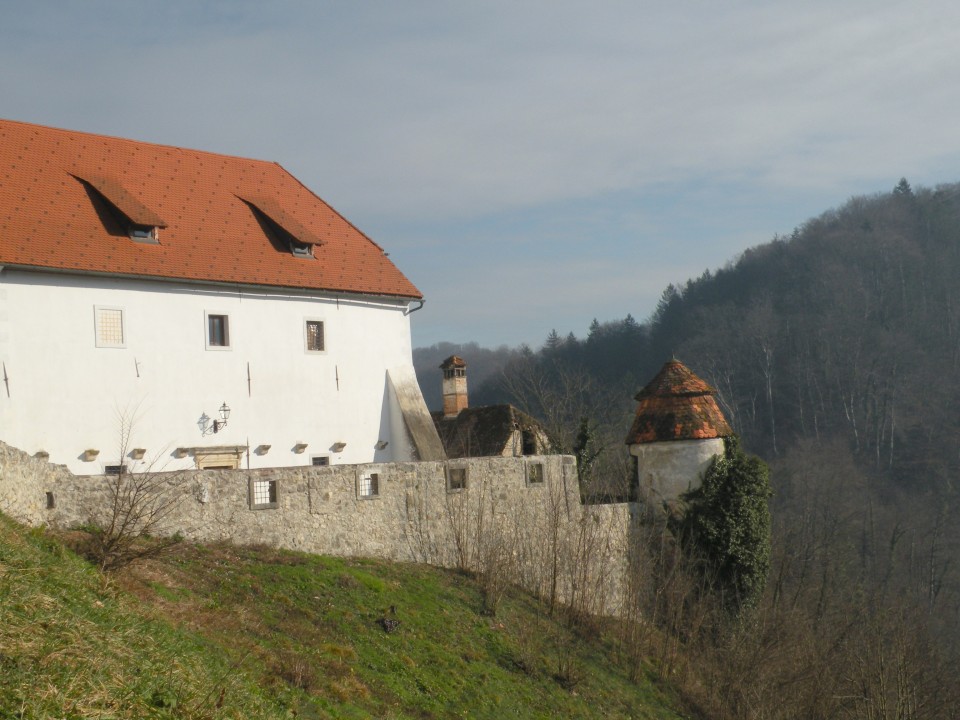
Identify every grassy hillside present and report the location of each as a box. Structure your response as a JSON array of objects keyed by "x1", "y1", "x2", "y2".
[{"x1": 0, "y1": 513, "x2": 691, "y2": 719}]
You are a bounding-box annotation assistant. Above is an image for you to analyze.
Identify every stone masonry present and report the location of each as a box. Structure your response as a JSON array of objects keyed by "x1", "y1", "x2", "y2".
[{"x1": 0, "y1": 441, "x2": 633, "y2": 614}]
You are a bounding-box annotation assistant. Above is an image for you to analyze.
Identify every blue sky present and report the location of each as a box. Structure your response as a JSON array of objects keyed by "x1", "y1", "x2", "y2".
[{"x1": 4, "y1": 1, "x2": 960, "y2": 348}]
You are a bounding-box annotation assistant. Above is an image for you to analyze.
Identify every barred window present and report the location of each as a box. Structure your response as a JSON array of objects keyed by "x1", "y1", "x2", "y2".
[
  {"x1": 94, "y1": 306, "x2": 125, "y2": 348},
  {"x1": 358, "y1": 473, "x2": 379, "y2": 498},
  {"x1": 250, "y1": 478, "x2": 278, "y2": 509},
  {"x1": 305, "y1": 320, "x2": 325, "y2": 352}
]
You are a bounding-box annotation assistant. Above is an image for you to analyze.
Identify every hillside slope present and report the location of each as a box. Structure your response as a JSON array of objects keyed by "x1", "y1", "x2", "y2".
[{"x1": 0, "y1": 513, "x2": 691, "y2": 719}]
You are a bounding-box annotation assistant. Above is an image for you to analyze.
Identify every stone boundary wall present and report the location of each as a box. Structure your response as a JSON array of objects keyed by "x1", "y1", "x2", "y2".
[
  {"x1": 0, "y1": 442, "x2": 75, "y2": 525},
  {"x1": 1, "y1": 440, "x2": 634, "y2": 613}
]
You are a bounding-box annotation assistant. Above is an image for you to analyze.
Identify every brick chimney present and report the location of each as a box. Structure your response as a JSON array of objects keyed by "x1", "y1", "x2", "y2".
[{"x1": 439, "y1": 355, "x2": 468, "y2": 418}]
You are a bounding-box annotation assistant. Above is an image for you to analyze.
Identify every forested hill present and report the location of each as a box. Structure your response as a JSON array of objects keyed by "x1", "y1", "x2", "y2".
[
  {"x1": 646, "y1": 177, "x2": 960, "y2": 479},
  {"x1": 409, "y1": 179, "x2": 960, "y2": 716},
  {"x1": 448, "y1": 178, "x2": 960, "y2": 490}
]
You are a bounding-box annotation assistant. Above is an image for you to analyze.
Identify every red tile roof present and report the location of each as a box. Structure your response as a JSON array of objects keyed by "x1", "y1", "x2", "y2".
[
  {"x1": 439, "y1": 355, "x2": 467, "y2": 369},
  {"x1": 0, "y1": 119, "x2": 421, "y2": 299},
  {"x1": 625, "y1": 359, "x2": 733, "y2": 444}
]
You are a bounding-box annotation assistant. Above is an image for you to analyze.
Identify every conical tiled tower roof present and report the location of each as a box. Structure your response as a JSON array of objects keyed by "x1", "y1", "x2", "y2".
[{"x1": 625, "y1": 358, "x2": 733, "y2": 444}]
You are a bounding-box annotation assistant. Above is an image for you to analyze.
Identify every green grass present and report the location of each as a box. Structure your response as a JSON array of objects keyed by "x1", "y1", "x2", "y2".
[
  {"x1": 0, "y1": 513, "x2": 694, "y2": 719},
  {"x1": 0, "y1": 514, "x2": 280, "y2": 718}
]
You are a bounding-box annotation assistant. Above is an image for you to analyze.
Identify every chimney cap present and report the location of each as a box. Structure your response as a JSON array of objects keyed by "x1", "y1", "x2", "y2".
[{"x1": 439, "y1": 355, "x2": 467, "y2": 370}]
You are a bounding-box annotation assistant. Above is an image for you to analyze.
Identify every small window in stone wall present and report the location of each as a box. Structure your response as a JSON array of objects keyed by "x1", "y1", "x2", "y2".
[
  {"x1": 526, "y1": 462, "x2": 545, "y2": 485},
  {"x1": 447, "y1": 466, "x2": 468, "y2": 491},
  {"x1": 250, "y1": 477, "x2": 279, "y2": 509},
  {"x1": 46, "y1": 492, "x2": 55, "y2": 509},
  {"x1": 358, "y1": 472, "x2": 380, "y2": 498}
]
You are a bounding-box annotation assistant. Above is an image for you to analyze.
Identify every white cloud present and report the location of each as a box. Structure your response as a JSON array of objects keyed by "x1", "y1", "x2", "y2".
[{"x1": 5, "y1": 0, "x2": 960, "y2": 345}]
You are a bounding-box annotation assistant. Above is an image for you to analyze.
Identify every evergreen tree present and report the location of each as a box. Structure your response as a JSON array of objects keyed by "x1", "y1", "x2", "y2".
[
  {"x1": 545, "y1": 329, "x2": 561, "y2": 351},
  {"x1": 676, "y1": 436, "x2": 772, "y2": 616}
]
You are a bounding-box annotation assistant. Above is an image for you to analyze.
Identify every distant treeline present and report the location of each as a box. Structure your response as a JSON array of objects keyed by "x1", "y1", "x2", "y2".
[{"x1": 419, "y1": 177, "x2": 960, "y2": 489}]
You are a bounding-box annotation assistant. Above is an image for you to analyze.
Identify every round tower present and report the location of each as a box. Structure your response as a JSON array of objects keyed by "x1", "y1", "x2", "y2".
[
  {"x1": 439, "y1": 355, "x2": 468, "y2": 418},
  {"x1": 625, "y1": 358, "x2": 733, "y2": 508}
]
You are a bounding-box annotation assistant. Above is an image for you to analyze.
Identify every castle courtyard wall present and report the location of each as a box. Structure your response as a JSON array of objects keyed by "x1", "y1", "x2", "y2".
[{"x1": 1, "y1": 441, "x2": 633, "y2": 614}]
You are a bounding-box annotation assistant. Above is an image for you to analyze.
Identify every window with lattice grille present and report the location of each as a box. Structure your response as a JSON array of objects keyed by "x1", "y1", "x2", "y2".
[
  {"x1": 250, "y1": 478, "x2": 278, "y2": 509},
  {"x1": 358, "y1": 472, "x2": 379, "y2": 498},
  {"x1": 305, "y1": 319, "x2": 325, "y2": 352},
  {"x1": 94, "y1": 306, "x2": 125, "y2": 348}
]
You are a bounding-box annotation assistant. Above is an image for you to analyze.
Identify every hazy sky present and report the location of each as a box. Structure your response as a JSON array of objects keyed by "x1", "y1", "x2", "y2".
[{"x1": 4, "y1": 1, "x2": 960, "y2": 348}]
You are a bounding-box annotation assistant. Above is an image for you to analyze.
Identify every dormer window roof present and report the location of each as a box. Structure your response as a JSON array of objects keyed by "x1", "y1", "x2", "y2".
[
  {"x1": 70, "y1": 172, "x2": 165, "y2": 243},
  {"x1": 0, "y1": 119, "x2": 422, "y2": 298},
  {"x1": 239, "y1": 195, "x2": 324, "y2": 258}
]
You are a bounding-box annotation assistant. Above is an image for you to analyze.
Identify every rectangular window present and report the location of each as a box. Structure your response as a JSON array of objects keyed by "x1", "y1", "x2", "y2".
[
  {"x1": 129, "y1": 225, "x2": 159, "y2": 244},
  {"x1": 103, "y1": 464, "x2": 127, "y2": 475},
  {"x1": 94, "y1": 306, "x2": 125, "y2": 348},
  {"x1": 305, "y1": 319, "x2": 325, "y2": 353},
  {"x1": 358, "y1": 472, "x2": 379, "y2": 498},
  {"x1": 250, "y1": 478, "x2": 279, "y2": 509},
  {"x1": 527, "y1": 462, "x2": 545, "y2": 485},
  {"x1": 45, "y1": 492, "x2": 55, "y2": 509},
  {"x1": 205, "y1": 312, "x2": 230, "y2": 349},
  {"x1": 447, "y1": 466, "x2": 468, "y2": 491},
  {"x1": 311, "y1": 455, "x2": 330, "y2": 467}
]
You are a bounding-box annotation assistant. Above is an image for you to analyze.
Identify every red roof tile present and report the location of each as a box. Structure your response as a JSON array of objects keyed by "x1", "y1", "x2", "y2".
[
  {"x1": 625, "y1": 359, "x2": 733, "y2": 444},
  {"x1": 0, "y1": 119, "x2": 421, "y2": 298},
  {"x1": 439, "y1": 355, "x2": 467, "y2": 369}
]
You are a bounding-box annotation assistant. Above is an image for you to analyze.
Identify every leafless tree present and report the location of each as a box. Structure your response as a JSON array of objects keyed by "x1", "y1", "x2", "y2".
[{"x1": 83, "y1": 412, "x2": 188, "y2": 571}]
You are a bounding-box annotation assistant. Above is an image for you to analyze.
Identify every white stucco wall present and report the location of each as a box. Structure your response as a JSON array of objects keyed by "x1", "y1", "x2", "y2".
[
  {"x1": 629, "y1": 438, "x2": 725, "y2": 508},
  {"x1": 0, "y1": 269, "x2": 422, "y2": 474}
]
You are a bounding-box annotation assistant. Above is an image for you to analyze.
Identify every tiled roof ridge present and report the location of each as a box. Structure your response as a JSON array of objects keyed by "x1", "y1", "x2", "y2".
[
  {"x1": 1, "y1": 116, "x2": 282, "y2": 168},
  {"x1": 278, "y1": 161, "x2": 386, "y2": 254}
]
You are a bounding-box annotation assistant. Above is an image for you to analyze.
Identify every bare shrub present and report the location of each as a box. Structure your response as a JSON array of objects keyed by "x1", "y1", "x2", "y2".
[{"x1": 82, "y1": 414, "x2": 187, "y2": 572}]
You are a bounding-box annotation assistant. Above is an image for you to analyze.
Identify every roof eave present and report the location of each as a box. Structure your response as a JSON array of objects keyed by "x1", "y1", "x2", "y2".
[{"x1": 0, "y1": 264, "x2": 423, "y2": 302}]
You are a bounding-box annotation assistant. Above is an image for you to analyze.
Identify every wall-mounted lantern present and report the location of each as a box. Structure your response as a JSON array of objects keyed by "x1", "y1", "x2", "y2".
[{"x1": 199, "y1": 402, "x2": 231, "y2": 436}]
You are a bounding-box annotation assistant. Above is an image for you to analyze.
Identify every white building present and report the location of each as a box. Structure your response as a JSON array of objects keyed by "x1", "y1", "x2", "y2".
[{"x1": 0, "y1": 119, "x2": 443, "y2": 474}]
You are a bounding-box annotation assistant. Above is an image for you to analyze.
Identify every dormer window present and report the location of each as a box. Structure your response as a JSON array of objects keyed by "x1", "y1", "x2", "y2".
[
  {"x1": 70, "y1": 172, "x2": 166, "y2": 244},
  {"x1": 289, "y1": 239, "x2": 313, "y2": 258},
  {"x1": 238, "y1": 195, "x2": 324, "y2": 260},
  {"x1": 129, "y1": 225, "x2": 159, "y2": 244}
]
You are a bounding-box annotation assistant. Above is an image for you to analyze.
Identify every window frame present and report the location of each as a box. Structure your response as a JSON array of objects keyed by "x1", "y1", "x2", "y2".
[
  {"x1": 204, "y1": 311, "x2": 231, "y2": 350},
  {"x1": 357, "y1": 470, "x2": 381, "y2": 499},
  {"x1": 94, "y1": 305, "x2": 126, "y2": 349},
  {"x1": 311, "y1": 455, "x2": 330, "y2": 467},
  {"x1": 303, "y1": 317, "x2": 326, "y2": 354},
  {"x1": 249, "y1": 477, "x2": 279, "y2": 510},
  {"x1": 526, "y1": 461, "x2": 545, "y2": 486},
  {"x1": 446, "y1": 464, "x2": 469, "y2": 492}
]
